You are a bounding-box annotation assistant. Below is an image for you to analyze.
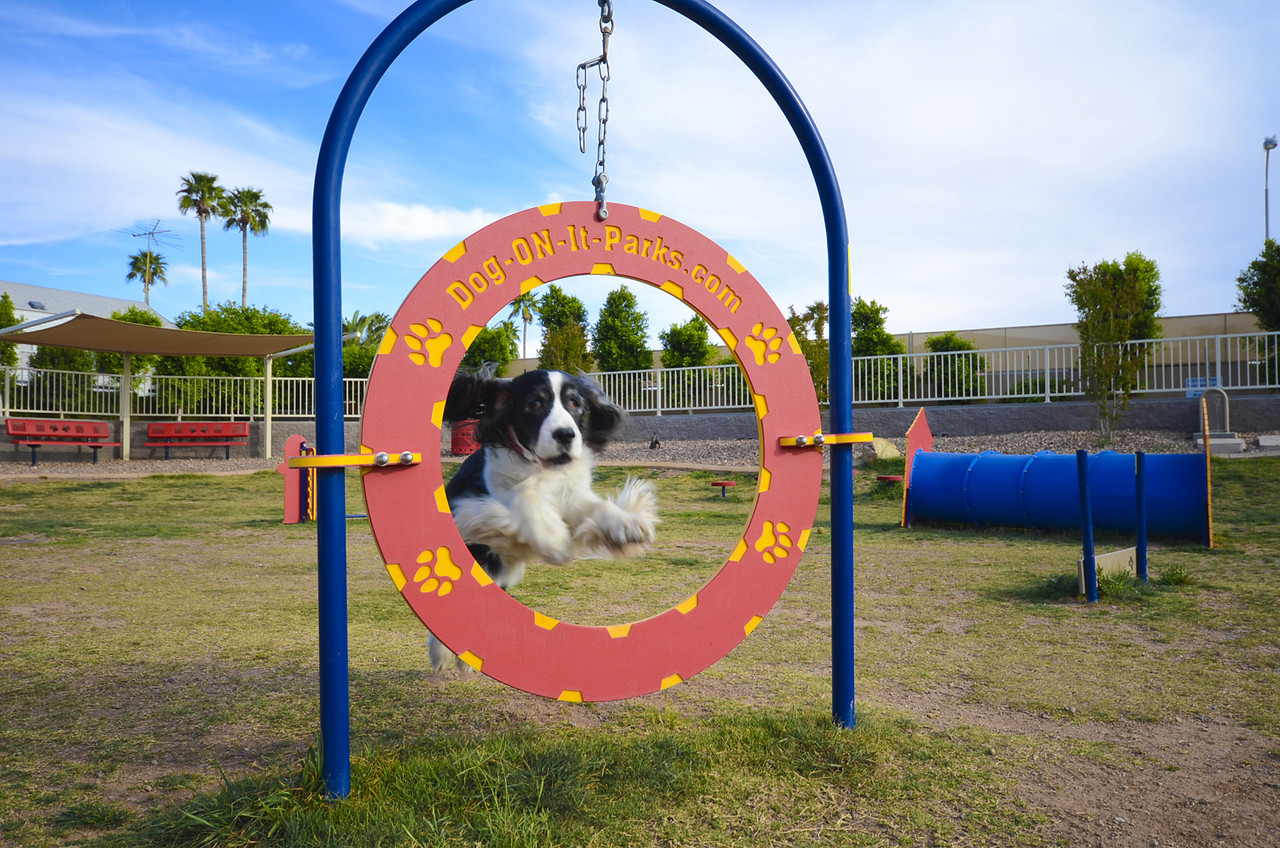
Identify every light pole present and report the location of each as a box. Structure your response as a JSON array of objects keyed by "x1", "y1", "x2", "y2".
[{"x1": 1266, "y1": 135, "x2": 1278, "y2": 242}]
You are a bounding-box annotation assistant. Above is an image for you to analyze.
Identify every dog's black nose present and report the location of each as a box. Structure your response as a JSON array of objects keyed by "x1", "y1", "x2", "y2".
[{"x1": 552, "y1": 427, "x2": 576, "y2": 448}]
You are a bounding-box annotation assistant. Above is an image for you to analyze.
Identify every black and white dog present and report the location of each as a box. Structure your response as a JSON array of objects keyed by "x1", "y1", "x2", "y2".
[{"x1": 433, "y1": 369, "x2": 658, "y2": 670}]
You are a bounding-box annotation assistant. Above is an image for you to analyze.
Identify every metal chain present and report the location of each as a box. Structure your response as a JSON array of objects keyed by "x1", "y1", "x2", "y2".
[{"x1": 576, "y1": 0, "x2": 613, "y2": 220}]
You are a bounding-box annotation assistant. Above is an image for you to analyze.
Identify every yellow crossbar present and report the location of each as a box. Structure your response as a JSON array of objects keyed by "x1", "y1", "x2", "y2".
[
  {"x1": 779, "y1": 432, "x2": 873, "y2": 447},
  {"x1": 288, "y1": 451, "x2": 421, "y2": 469}
]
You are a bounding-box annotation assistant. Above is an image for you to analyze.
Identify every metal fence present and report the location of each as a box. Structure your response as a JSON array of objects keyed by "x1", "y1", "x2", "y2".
[
  {"x1": 588, "y1": 363, "x2": 753, "y2": 415},
  {"x1": 268, "y1": 377, "x2": 368, "y2": 420},
  {"x1": 850, "y1": 331, "x2": 1280, "y2": 407},
  {"x1": 2, "y1": 330, "x2": 1277, "y2": 421},
  {"x1": 1, "y1": 368, "x2": 124, "y2": 418},
  {"x1": 0, "y1": 369, "x2": 368, "y2": 420}
]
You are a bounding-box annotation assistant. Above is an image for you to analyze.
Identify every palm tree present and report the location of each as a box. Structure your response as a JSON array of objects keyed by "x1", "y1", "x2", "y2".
[
  {"x1": 803, "y1": 300, "x2": 829, "y2": 341},
  {"x1": 126, "y1": 250, "x2": 168, "y2": 306},
  {"x1": 176, "y1": 171, "x2": 225, "y2": 310},
  {"x1": 343, "y1": 310, "x2": 388, "y2": 345},
  {"x1": 507, "y1": 292, "x2": 541, "y2": 359},
  {"x1": 220, "y1": 187, "x2": 272, "y2": 307}
]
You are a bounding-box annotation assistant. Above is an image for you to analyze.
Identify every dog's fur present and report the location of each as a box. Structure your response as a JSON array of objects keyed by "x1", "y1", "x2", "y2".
[{"x1": 432, "y1": 369, "x2": 658, "y2": 670}]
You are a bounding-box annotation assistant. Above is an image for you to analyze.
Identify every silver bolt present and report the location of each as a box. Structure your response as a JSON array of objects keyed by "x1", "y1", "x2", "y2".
[{"x1": 374, "y1": 452, "x2": 390, "y2": 466}]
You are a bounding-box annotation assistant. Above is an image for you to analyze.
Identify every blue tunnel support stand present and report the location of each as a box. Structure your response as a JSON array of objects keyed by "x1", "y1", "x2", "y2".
[
  {"x1": 1077, "y1": 450, "x2": 1099, "y2": 604},
  {"x1": 311, "y1": 0, "x2": 854, "y2": 797}
]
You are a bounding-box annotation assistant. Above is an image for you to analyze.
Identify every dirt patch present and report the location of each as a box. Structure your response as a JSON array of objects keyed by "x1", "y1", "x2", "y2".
[
  {"x1": 96, "y1": 721, "x2": 309, "y2": 813},
  {"x1": 871, "y1": 684, "x2": 1280, "y2": 847},
  {"x1": 0, "y1": 533, "x2": 48, "y2": 545}
]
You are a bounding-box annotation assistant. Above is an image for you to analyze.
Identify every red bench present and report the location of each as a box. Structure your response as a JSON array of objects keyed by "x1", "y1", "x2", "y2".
[
  {"x1": 6, "y1": 418, "x2": 121, "y2": 466},
  {"x1": 146, "y1": 421, "x2": 250, "y2": 460}
]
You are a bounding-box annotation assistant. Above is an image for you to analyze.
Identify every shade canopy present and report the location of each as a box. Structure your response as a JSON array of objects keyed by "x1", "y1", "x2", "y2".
[{"x1": 0, "y1": 313, "x2": 313, "y2": 357}]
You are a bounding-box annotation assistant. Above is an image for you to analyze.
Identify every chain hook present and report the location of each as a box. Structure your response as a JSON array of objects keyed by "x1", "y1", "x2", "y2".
[{"x1": 576, "y1": 0, "x2": 614, "y2": 221}]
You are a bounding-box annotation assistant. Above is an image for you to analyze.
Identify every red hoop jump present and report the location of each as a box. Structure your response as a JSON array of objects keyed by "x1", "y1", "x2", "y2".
[{"x1": 360, "y1": 201, "x2": 822, "y2": 702}]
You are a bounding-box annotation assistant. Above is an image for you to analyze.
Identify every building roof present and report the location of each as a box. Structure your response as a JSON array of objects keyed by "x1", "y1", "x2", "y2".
[
  {"x1": 0, "y1": 280, "x2": 175, "y2": 328},
  {"x1": 0, "y1": 313, "x2": 312, "y2": 357}
]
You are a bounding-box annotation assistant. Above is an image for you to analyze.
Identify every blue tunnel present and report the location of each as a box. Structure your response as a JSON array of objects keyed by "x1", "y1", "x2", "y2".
[{"x1": 905, "y1": 450, "x2": 1210, "y2": 543}]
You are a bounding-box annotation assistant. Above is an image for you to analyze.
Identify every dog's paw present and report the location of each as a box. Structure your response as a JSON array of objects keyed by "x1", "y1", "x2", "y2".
[
  {"x1": 528, "y1": 524, "x2": 573, "y2": 565},
  {"x1": 596, "y1": 477, "x2": 659, "y2": 555},
  {"x1": 427, "y1": 632, "x2": 470, "y2": 673}
]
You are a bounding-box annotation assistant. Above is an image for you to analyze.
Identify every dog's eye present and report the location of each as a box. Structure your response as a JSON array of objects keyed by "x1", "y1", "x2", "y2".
[{"x1": 565, "y1": 397, "x2": 581, "y2": 412}]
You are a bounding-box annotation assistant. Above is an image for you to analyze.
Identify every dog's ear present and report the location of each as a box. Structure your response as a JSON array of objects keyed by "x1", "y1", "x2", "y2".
[
  {"x1": 444, "y1": 371, "x2": 510, "y2": 422},
  {"x1": 576, "y1": 376, "x2": 624, "y2": 451}
]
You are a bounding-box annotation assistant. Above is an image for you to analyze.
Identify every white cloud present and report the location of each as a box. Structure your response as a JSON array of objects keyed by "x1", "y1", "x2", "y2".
[
  {"x1": 1, "y1": 0, "x2": 1276, "y2": 336},
  {"x1": 330, "y1": 0, "x2": 406, "y2": 19},
  {"x1": 500, "y1": 0, "x2": 1275, "y2": 334},
  {"x1": 338, "y1": 202, "x2": 508, "y2": 247},
  {"x1": 0, "y1": 80, "x2": 309, "y2": 246},
  {"x1": 0, "y1": 3, "x2": 323, "y2": 83}
]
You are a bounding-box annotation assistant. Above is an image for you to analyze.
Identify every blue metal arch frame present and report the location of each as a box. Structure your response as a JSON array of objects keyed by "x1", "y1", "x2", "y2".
[{"x1": 312, "y1": 0, "x2": 855, "y2": 798}]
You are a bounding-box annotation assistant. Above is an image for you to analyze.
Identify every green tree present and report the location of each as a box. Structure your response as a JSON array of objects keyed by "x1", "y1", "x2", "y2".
[
  {"x1": 536, "y1": 285, "x2": 594, "y2": 372},
  {"x1": 1065, "y1": 251, "x2": 1164, "y2": 441},
  {"x1": 28, "y1": 346, "x2": 95, "y2": 371},
  {"x1": 850, "y1": 297, "x2": 903, "y2": 357},
  {"x1": 802, "y1": 300, "x2": 829, "y2": 341},
  {"x1": 659, "y1": 315, "x2": 712, "y2": 368},
  {"x1": 28, "y1": 344, "x2": 97, "y2": 413},
  {"x1": 850, "y1": 297, "x2": 904, "y2": 403},
  {"x1": 220, "y1": 187, "x2": 272, "y2": 307},
  {"x1": 537, "y1": 285, "x2": 588, "y2": 333},
  {"x1": 97, "y1": 307, "x2": 163, "y2": 376},
  {"x1": 658, "y1": 315, "x2": 713, "y2": 409},
  {"x1": 539, "y1": 324, "x2": 595, "y2": 373},
  {"x1": 154, "y1": 302, "x2": 308, "y2": 417},
  {"x1": 156, "y1": 302, "x2": 309, "y2": 379},
  {"x1": 126, "y1": 250, "x2": 167, "y2": 306},
  {"x1": 593, "y1": 287, "x2": 652, "y2": 371},
  {"x1": 787, "y1": 302, "x2": 830, "y2": 402},
  {"x1": 176, "y1": 171, "x2": 226, "y2": 310},
  {"x1": 461, "y1": 320, "x2": 520, "y2": 375},
  {"x1": 1235, "y1": 238, "x2": 1280, "y2": 330},
  {"x1": 342, "y1": 311, "x2": 389, "y2": 379},
  {"x1": 507, "y1": 293, "x2": 540, "y2": 359},
  {"x1": 0, "y1": 293, "x2": 18, "y2": 368},
  {"x1": 922, "y1": 331, "x2": 985, "y2": 402}
]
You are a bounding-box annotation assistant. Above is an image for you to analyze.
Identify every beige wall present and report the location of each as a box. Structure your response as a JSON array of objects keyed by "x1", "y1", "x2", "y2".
[
  {"x1": 505, "y1": 312, "x2": 1262, "y2": 371},
  {"x1": 896, "y1": 312, "x2": 1260, "y2": 353}
]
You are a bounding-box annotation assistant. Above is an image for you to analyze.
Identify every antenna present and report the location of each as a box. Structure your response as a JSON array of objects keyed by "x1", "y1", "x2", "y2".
[{"x1": 114, "y1": 219, "x2": 181, "y2": 254}]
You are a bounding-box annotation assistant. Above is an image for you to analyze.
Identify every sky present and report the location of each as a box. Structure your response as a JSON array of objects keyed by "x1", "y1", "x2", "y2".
[{"x1": 1, "y1": 0, "x2": 1277, "y2": 351}]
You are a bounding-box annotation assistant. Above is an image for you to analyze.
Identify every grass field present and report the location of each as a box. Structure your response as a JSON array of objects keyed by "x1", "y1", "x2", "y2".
[{"x1": 0, "y1": 456, "x2": 1277, "y2": 846}]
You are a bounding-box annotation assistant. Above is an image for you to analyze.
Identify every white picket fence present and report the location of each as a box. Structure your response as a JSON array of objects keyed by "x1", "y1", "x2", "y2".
[{"x1": 1, "y1": 330, "x2": 1276, "y2": 420}]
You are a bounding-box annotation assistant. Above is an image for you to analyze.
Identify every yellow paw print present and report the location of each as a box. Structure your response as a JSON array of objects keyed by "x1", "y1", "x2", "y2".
[
  {"x1": 753, "y1": 520, "x2": 794, "y2": 564},
  {"x1": 743, "y1": 322, "x2": 784, "y2": 366},
  {"x1": 413, "y1": 547, "x2": 463, "y2": 597},
  {"x1": 404, "y1": 318, "x2": 453, "y2": 368}
]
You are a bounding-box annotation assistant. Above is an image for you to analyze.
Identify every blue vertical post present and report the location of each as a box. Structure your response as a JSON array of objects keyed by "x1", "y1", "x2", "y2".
[
  {"x1": 1135, "y1": 451, "x2": 1148, "y2": 584},
  {"x1": 312, "y1": 0, "x2": 470, "y2": 798},
  {"x1": 653, "y1": 0, "x2": 856, "y2": 730},
  {"x1": 1077, "y1": 450, "x2": 1098, "y2": 603}
]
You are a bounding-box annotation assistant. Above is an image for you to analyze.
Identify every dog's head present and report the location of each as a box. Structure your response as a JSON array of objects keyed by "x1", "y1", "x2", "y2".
[{"x1": 445, "y1": 369, "x2": 623, "y2": 467}]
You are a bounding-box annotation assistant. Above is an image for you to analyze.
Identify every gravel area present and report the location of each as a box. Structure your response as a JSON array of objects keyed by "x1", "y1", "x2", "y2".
[
  {"x1": 1, "y1": 429, "x2": 1274, "y2": 480},
  {"x1": 599, "y1": 429, "x2": 1279, "y2": 470}
]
